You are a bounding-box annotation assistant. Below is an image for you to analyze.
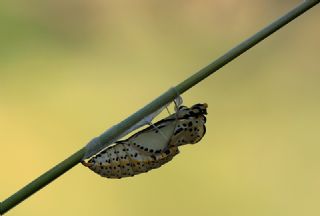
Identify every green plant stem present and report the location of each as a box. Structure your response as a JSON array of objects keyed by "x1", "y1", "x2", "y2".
[{"x1": 1, "y1": 0, "x2": 319, "y2": 214}]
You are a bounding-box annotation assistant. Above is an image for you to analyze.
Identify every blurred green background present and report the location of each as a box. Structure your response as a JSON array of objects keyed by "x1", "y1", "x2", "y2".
[{"x1": 1, "y1": 0, "x2": 320, "y2": 215}]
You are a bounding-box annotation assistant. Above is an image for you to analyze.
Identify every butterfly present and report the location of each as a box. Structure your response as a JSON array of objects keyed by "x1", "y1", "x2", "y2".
[{"x1": 82, "y1": 103, "x2": 208, "y2": 178}]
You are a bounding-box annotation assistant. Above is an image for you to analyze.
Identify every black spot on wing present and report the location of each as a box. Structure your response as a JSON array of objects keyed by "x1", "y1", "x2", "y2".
[{"x1": 174, "y1": 127, "x2": 183, "y2": 135}]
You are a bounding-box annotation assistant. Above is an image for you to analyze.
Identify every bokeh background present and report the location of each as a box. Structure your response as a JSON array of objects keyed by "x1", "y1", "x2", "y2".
[{"x1": 1, "y1": 0, "x2": 320, "y2": 215}]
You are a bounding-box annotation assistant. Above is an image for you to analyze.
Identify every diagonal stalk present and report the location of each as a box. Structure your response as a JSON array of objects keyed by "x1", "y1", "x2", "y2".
[{"x1": 1, "y1": 0, "x2": 319, "y2": 214}]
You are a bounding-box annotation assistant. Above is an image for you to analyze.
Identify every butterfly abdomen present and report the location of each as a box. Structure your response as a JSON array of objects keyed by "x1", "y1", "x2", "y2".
[{"x1": 82, "y1": 142, "x2": 179, "y2": 178}]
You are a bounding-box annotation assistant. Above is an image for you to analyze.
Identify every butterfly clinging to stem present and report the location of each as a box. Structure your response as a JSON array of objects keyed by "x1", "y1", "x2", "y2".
[{"x1": 82, "y1": 103, "x2": 208, "y2": 178}]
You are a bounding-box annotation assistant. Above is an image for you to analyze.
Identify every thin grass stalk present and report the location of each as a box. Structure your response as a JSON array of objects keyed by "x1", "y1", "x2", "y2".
[{"x1": 0, "y1": 0, "x2": 319, "y2": 214}]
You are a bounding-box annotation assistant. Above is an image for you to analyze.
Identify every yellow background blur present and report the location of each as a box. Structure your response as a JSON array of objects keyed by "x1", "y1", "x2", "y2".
[{"x1": 1, "y1": 1, "x2": 320, "y2": 215}]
